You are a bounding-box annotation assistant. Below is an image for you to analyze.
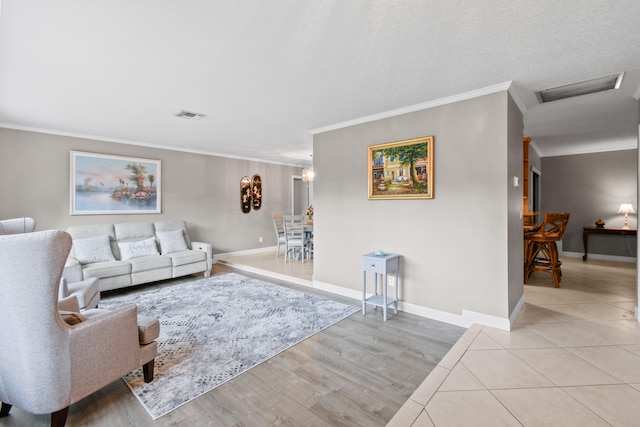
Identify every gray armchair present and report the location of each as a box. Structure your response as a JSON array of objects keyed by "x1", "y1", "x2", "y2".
[{"x1": 0, "y1": 230, "x2": 158, "y2": 427}]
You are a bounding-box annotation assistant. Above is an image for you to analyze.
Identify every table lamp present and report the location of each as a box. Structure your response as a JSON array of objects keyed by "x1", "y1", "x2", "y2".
[{"x1": 617, "y1": 203, "x2": 636, "y2": 229}]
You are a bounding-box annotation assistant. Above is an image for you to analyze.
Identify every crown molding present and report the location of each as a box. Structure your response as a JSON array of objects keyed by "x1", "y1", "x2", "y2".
[
  {"x1": 0, "y1": 123, "x2": 302, "y2": 167},
  {"x1": 534, "y1": 138, "x2": 638, "y2": 158},
  {"x1": 310, "y1": 81, "x2": 514, "y2": 135}
]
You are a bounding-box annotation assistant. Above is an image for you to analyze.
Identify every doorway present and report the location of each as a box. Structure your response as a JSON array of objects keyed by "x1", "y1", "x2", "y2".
[
  {"x1": 531, "y1": 166, "x2": 541, "y2": 222},
  {"x1": 292, "y1": 176, "x2": 312, "y2": 215}
]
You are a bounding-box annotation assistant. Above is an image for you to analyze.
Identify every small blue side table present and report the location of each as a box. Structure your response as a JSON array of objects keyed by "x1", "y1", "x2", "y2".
[{"x1": 361, "y1": 252, "x2": 400, "y2": 321}]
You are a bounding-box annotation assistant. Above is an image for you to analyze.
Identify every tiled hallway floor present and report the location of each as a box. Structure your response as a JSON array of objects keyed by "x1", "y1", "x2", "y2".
[
  {"x1": 217, "y1": 248, "x2": 313, "y2": 285},
  {"x1": 389, "y1": 257, "x2": 640, "y2": 427}
]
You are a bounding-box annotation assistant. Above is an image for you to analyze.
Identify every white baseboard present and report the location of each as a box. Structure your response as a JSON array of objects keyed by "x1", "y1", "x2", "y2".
[
  {"x1": 215, "y1": 249, "x2": 528, "y2": 332},
  {"x1": 312, "y1": 279, "x2": 512, "y2": 331},
  {"x1": 509, "y1": 294, "x2": 526, "y2": 330},
  {"x1": 562, "y1": 251, "x2": 637, "y2": 263},
  {"x1": 214, "y1": 246, "x2": 277, "y2": 262}
]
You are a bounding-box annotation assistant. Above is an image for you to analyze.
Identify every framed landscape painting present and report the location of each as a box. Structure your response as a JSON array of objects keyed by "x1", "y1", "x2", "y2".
[
  {"x1": 70, "y1": 151, "x2": 161, "y2": 215},
  {"x1": 368, "y1": 136, "x2": 434, "y2": 200}
]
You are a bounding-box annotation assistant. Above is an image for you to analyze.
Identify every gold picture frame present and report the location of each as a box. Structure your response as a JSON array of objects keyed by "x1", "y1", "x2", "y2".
[{"x1": 368, "y1": 136, "x2": 434, "y2": 200}]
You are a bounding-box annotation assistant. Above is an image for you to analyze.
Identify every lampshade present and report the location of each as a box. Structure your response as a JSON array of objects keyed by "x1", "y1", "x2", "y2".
[
  {"x1": 617, "y1": 203, "x2": 636, "y2": 214},
  {"x1": 617, "y1": 203, "x2": 635, "y2": 229}
]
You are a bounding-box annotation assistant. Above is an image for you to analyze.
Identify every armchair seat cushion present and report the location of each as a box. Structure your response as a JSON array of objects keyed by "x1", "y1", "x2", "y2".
[{"x1": 82, "y1": 310, "x2": 160, "y2": 345}]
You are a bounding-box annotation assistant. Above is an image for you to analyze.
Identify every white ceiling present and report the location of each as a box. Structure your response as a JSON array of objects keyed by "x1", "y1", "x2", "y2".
[{"x1": 1, "y1": 1, "x2": 639, "y2": 167}]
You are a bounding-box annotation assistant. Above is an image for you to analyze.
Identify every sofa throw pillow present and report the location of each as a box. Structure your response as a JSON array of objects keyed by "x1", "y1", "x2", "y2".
[
  {"x1": 73, "y1": 235, "x2": 116, "y2": 264},
  {"x1": 118, "y1": 237, "x2": 159, "y2": 260},
  {"x1": 156, "y1": 229, "x2": 188, "y2": 254}
]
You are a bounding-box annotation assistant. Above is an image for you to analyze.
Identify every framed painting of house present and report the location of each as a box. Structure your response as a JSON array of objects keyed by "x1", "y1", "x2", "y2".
[
  {"x1": 368, "y1": 136, "x2": 434, "y2": 200},
  {"x1": 70, "y1": 151, "x2": 161, "y2": 214}
]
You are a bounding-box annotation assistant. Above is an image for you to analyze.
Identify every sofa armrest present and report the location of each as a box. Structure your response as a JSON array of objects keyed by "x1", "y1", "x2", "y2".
[
  {"x1": 63, "y1": 257, "x2": 83, "y2": 282},
  {"x1": 191, "y1": 241, "x2": 212, "y2": 276},
  {"x1": 58, "y1": 295, "x2": 81, "y2": 312}
]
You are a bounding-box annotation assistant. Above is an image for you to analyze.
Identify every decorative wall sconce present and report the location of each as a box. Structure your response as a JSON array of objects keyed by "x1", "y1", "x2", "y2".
[
  {"x1": 241, "y1": 176, "x2": 251, "y2": 214},
  {"x1": 240, "y1": 174, "x2": 262, "y2": 213}
]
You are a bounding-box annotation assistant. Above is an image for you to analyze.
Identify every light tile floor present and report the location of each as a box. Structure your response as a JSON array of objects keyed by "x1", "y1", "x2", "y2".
[
  {"x1": 389, "y1": 257, "x2": 640, "y2": 427},
  {"x1": 217, "y1": 249, "x2": 313, "y2": 285},
  {"x1": 216, "y1": 250, "x2": 640, "y2": 426}
]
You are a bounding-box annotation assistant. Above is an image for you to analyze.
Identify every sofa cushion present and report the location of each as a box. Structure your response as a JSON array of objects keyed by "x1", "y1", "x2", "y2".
[
  {"x1": 156, "y1": 229, "x2": 188, "y2": 254},
  {"x1": 114, "y1": 221, "x2": 156, "y2": 241},
  {"x1": 128, "y1": 255, "x2": 172, "y2": 273},
  {"x1": 82, "y1": 260, "x2": 132, "y2": 279},
  {"x1": 166, "y1": 249, "x2": 206, "y2": 267},
  {"x1": 118, "y1": 237, "x2": 159, "y2": 260},
  {"x1": 73, "y1": 235, "x2": 116, "y2": 264}
]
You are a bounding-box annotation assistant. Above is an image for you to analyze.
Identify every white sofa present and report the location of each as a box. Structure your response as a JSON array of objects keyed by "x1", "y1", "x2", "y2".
[{"x1": 64, "y1": 220, "x2": 212, "y2": 292}]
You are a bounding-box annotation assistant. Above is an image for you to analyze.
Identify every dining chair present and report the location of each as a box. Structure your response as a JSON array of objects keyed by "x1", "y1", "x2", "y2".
[
  {"x1": 524, "y1": 211, "x2": 570, "y2": 288},
  {"x1": 272, "y1": 213, "x2": 287, "y2": 257},
  {"x1": 282, "y1": 215, "x2": 310, "y2": 262}
]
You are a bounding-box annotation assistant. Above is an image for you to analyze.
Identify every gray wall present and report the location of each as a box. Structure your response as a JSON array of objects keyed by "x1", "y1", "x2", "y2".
[
  {"x1": 0, "y1": 128, "x2": 299, "y2": 254},
  {"x1": 312, "y1": 91, "x2": 524, "y2": 323},
  {"x1": 541, "y1": 150, "x2": 638, "y2": 258}
]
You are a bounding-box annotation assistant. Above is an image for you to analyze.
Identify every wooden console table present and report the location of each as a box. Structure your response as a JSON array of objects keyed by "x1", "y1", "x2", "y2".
[{"x1": 582, "y1": 226, "x2": 637, "y2": 260}]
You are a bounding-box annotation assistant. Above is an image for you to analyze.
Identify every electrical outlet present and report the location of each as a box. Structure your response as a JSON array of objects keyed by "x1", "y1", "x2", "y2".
[{"x1": 259, "y1": 236, "x2": 263, "y2": 243}]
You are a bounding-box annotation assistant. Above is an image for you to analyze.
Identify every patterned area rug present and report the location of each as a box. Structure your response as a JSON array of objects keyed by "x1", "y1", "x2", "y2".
[{"x1": 99, "y1": 273, "x2": 358, "y2": 420}]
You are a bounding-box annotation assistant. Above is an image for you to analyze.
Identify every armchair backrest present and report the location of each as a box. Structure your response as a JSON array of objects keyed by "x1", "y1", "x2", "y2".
[{"x1": 0, "y1": 230, "x2": 73, "y2": 413}]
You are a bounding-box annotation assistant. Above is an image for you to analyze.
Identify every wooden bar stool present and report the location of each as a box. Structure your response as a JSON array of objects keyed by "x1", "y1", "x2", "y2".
[{"x1": 524, "y1": 212, "x2": 570, "y2": 288}]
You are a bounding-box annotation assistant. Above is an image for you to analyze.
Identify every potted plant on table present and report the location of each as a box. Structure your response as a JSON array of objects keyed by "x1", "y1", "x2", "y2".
[{"x1": 305, "y1": 205, "x2": 313, "y2": 224}]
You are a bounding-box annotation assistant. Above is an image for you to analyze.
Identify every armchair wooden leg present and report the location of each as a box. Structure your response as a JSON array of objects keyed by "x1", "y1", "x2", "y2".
[
  {"x1": 143, "y1": 359, "x2": 155, "y2": 383},
  {"x1": 51, "y1": 406, "x2": 69, "y2": 427},
  {"x1": 0, "y1": 402, "x2": 12, "y2": 417}
]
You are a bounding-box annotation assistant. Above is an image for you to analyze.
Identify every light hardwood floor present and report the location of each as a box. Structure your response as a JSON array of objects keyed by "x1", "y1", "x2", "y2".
[{"x1": 1, "y1": 253, "x2": 464, "y2": 427}]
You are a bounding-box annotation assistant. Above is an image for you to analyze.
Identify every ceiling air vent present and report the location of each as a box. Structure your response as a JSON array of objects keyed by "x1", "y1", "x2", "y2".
[
  {"x1": 536, "y1": 72, "x2": 624, "y2": 103},
  {"x1": 174, "y1": 109, "x2": 206, "y2": 120}
]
